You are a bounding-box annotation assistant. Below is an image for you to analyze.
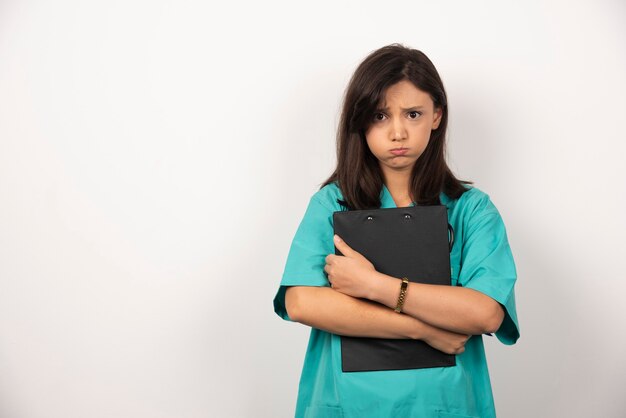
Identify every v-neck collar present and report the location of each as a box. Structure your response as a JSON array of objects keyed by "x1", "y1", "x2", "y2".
[
  {"x1": 380, "y1": 184, "x2": 416, "y2": 209},
  {"x1": 380, "y1": 184, "x2": 450, "y2": 208}
]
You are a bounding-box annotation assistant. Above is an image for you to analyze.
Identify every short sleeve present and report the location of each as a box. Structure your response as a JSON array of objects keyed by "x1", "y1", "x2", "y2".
[
  {"x1": 273, "y1": 195, "x2": 335, "y2": 322},
  {"x1": 458, "y1": 198, "x2": 520, "y2": 345}
]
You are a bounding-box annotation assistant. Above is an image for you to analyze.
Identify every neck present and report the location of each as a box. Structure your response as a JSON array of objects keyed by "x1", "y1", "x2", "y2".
[{"x1": 382, "y1": 171, "x2": 413, "y2": 202}]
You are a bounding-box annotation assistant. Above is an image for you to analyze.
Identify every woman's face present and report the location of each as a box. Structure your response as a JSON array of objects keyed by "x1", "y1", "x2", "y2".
[{"x1": 364, "y1": 79, "x2": 442, "y2": 179}]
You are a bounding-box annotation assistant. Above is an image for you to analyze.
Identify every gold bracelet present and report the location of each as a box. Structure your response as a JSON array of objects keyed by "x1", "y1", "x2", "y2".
[{"x1": 394, "y1": 277, "x2": 409, "y2": 313}]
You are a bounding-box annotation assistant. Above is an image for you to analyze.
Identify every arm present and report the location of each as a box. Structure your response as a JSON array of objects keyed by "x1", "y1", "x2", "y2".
[
  {"x1": 366, "y1": 272, "x2": 505, "y2": 335},
  {"x1": 327, "y1": 235, "x2": 504, "y2": 336},
  {"x1": 361, "y1": 207, "x2": 514, "y2": 336},
  {"x1": 285, "y1": 285, "x2": 470, "y2": 354}
]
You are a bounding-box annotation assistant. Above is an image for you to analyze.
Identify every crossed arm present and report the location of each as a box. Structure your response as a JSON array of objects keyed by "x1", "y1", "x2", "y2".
[
  {"x1": 285, "y1": 285, "x2": 476, "y2": 355},
  {"x1": 284, "y1": 235, "x2": 505, "y2": 354}
]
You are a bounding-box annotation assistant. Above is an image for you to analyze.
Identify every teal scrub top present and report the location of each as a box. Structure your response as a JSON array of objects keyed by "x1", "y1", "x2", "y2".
[{"x1": 273, "y1": 182, "x2": 520, "y2": 418}]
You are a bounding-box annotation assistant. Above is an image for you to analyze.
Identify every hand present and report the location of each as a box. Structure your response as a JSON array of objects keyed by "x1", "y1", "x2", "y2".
[
  {"x1": 420, "y1": 325, "x2": 470, "y2": 355},
  {"x1": 324, "y1": 234, "x2": 377, "y2": 299}
]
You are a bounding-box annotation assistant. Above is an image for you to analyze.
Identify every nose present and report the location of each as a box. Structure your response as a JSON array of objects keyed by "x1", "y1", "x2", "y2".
[{"x1": 390, "y1": 116, "x2": 407, "y2": 142}]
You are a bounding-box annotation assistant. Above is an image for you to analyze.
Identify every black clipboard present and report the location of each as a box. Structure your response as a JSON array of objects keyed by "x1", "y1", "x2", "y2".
[{"x1": 333, "y1": 204, "x2": 456, "y2": 372}]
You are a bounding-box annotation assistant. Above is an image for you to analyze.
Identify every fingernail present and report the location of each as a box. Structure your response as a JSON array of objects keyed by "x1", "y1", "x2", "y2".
[{"x1": 334, "y1": 234, "x2": 341, "y2": 243}]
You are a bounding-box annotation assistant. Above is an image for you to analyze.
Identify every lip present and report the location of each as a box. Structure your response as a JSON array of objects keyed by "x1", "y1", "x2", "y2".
[{"x1": 390, "y1": 148, "x2": 408, "y2": 155}]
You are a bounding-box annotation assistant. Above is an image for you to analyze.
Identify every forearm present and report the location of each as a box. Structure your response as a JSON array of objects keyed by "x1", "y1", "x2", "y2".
[
  {"x1": 285, "y1": 286, "x2": 426, "y2": 339},
  {"x1": 367, "y1": 272, "x2": 504, "y2": 335}
]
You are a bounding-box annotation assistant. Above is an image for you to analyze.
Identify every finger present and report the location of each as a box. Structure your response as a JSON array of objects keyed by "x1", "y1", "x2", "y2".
[{"x1": 333, "y1": 234, "x2": 358, "y2": 257}]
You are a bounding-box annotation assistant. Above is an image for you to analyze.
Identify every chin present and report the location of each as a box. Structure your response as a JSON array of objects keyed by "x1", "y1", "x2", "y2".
[{"x1": 386, "y1": 160, "x2": 416, "y2": 169}]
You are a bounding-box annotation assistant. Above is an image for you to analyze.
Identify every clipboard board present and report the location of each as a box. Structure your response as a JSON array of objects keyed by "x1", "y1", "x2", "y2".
[{"x1": 333, "y1": 204, "x2": 456, "y2": 372}]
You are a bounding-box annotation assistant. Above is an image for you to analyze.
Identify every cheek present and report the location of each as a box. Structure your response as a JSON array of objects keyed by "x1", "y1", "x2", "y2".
[
  {"x1": 411, "y1": 124, "x2": 432, "y2": 137},
  {"x1": 364, "y1": 131, "x2": 385, "y2": 154}
]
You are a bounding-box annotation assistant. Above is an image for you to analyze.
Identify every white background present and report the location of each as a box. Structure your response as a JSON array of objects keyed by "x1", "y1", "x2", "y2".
[{"x1": 1, "y1": 0, "x2": 625, "y2": 417}]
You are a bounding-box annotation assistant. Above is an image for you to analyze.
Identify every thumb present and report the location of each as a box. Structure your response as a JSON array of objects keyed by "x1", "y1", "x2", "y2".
[{"x1": 334, "y1": 234, "x2": 357, "y2": 256}]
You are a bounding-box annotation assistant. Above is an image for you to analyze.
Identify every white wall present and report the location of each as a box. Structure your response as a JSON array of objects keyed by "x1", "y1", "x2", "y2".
[{"x1": 1, "y1": 0, "x2": 624, "y2": 417}]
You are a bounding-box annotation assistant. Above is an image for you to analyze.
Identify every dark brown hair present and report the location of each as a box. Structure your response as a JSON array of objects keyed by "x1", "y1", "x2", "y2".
[{"x1": 320, "y1": 43, "x2": 472, "y2": 210}]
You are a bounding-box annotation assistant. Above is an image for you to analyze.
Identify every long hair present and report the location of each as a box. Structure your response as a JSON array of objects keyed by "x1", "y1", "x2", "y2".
[{"x1": 320, "y1": 43, "x2": 472, "y2": 210}]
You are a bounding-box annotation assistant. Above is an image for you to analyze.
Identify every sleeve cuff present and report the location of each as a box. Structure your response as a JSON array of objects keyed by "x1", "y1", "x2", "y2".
[
  {"x1": 464, "y1": 278, "x2": 520, "y2": 345},
  {"x1": 273, "y1": 278, "x2": 330, "y2": 322}
]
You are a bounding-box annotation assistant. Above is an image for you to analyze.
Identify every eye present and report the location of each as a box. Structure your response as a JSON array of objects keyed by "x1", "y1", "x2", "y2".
[
  {"x1": 408, "y1": 111, "x2": 422, "y2": 119},
  {"x1": 373, "y1": 112, "x2": 386, "y2": 122}
]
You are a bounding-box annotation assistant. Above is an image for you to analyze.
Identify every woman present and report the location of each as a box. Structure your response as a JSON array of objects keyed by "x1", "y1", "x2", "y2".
[{"x1": 273, "y1": 43, "x2": 520, "y2": 418}]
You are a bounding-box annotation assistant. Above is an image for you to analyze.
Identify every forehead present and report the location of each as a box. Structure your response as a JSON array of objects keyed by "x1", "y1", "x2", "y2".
[{"x1": 379, "y1": 80, "x2": 433, "y2": 108}]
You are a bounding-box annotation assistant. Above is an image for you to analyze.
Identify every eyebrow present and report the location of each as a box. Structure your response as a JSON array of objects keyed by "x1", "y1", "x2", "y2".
[{"x1": 376, "y1": 105, "x2": 426, "y2": 112}]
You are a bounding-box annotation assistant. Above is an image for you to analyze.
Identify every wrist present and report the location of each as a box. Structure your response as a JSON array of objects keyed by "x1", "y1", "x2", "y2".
[
  {"x1": 413, "y1": 319, "x2": 433, "y2": 341},
  {"x1": 395, "y1": 313, "x2": 421, "y2": 340},
  {"x1": 367, "y1": 271, "x2": 401, "y2": 308}
]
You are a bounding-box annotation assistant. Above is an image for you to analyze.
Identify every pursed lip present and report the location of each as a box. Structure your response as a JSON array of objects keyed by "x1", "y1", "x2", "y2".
[{"x1": 390, "y1": 147, "x2": 409, "y2": 155}]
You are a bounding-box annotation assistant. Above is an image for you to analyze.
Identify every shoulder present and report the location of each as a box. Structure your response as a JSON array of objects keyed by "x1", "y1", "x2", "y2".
[
  {"x1": 445, "y1": 184, "x2": 499, "y2": 217},
  {"x1": 448, "y1": 184, "x2": 495, "y2": 211},
  {"x1": 310, "y1": 181, "x2": 344, "y2": 211}
]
